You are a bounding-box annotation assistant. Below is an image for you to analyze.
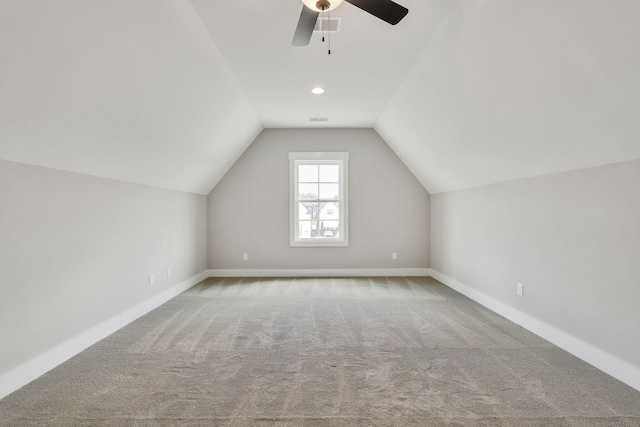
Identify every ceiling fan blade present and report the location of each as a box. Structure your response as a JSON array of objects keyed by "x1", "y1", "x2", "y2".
[
  {"x1": 292, "y1": 5, "x2": 320, "y2": 46},
  {"x1": 345, "y1": 0, "x2": 408, "y2": 25}
]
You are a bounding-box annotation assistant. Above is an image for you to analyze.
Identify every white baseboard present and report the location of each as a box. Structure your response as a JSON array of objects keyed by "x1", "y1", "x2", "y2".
[
  {"x1": 1, "y1": 268, "x2": 425, "y2": 400},
  {"x1": 6, "y1": 268, "x2": 638, "y2": 400},
  {"x1": 0, "y1": 270, "x2": 208, "y2": 400},
  {"x1": 429, "y1": 269, "x2": 640, "y2": 393},
  {"x1": 207, "y1": 268, "x2": 431, "y2": 277}
]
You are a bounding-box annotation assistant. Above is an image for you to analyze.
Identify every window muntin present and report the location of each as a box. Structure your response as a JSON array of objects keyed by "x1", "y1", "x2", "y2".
[{"x1": 289, "y1": 152, "x2": 349, "y2": 247}]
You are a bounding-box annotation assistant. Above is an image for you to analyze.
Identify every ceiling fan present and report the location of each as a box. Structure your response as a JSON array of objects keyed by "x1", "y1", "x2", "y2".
[{"x1": 292, "y1": 0, "x2": 409, "y2": 47}]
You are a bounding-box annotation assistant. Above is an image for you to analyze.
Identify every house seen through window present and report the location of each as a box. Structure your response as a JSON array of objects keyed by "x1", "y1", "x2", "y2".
[{"x1": 289, "y1": 152, "x2": 349, "y2": 247}]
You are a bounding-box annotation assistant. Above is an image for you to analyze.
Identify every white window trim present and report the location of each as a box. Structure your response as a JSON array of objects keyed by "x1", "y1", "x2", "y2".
[{"x1": 289, "y1": 152, "x2": 349, "y2": 247}]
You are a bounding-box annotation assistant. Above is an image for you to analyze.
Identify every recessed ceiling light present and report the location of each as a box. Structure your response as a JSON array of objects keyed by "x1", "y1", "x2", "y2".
[{"x1": 311, "y1": 87, "x2": 325, "y2": 95}]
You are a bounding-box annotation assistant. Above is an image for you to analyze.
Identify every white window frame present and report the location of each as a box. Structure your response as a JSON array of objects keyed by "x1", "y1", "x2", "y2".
[{"x1": 289, "y1": 152, "x2": 349, "y2": 247}]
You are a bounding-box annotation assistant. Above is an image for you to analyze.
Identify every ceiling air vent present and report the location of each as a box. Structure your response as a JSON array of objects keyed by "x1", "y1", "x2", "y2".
[
  {"x1": 309, "y1": 117, "x2": 329, "y2": 122},
  {"x1": 313, "y1": 17, "x2": 342, "y2": 33}
]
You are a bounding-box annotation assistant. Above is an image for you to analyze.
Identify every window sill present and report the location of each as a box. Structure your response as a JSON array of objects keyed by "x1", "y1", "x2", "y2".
[{"x1": 290, "y1": 240, "x2": 349, "y2": 247}]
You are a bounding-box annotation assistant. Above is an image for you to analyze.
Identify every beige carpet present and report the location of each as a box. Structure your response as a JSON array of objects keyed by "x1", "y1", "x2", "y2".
[{"x1": 1, "y1": 277, "x2": 639, "y2": 426}]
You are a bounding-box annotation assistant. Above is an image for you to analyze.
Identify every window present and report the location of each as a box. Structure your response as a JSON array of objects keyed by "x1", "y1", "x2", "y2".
[{"x1": 289, "y1": 152, "x2": 349, "y2": 247}]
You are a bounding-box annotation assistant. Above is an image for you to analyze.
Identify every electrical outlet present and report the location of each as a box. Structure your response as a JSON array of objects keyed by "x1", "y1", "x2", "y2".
[
  {"x1": 243, "y1": 253, "x2": 249, "y2": 261},
  {"x1": 517, "y1": 283, "x2": 524, "y2": 297},
  {"x1": 149, "y1": 274, "x2": 155, "y2": 286},
  {"x1": 167, "y1": 268, "x2": 171, "y2": 278},
  {"x1": 392, "y1": 252, "x2": 398, "y2": 260}
]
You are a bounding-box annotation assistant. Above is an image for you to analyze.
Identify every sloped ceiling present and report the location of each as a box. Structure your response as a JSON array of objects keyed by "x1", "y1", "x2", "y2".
[
  {"x1": 1, "y1": 0, "x2": 639, "y2": 195},
  {"x1": 0, "y1": 0, "x2": 261, "y2": 195},
  {"x1": 377, "y1": 0, "x2": 640, "y2": 193}
]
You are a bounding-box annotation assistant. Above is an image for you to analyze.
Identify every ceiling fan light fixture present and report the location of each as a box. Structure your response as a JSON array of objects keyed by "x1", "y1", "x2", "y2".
[
  {"x1": 301, "y1": 0, "x2": 344, "y2": 13},
  {"x1": 293, "y1": 0, "x2": 408, "y2": 48},
  {"x1": 311, "y1": 87, "x2": 325, "y2": 95}
]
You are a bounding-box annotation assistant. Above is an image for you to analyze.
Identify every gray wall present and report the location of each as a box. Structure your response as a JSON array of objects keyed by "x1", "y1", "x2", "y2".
[
  {"x1": 431, "y1": 159, "x2": 640, "y2": 368},
  {"x1": 0, "y1": 159, "x2": 208, "y2": 375},
  {"x1": 208, "y1": 128, "x2": 430, "y2": 269}
]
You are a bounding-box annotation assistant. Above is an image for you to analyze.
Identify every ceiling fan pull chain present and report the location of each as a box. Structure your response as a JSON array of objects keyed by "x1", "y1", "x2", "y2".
[
  {"x1": 322, "y1": 4, "x2": 326, "y2": 42},
  {"x1": 322, "y1": 17, "x2": 325, "y2": 42},
  {"x1": 328, "y1": 7, "x2": 331, "y2": 54}
]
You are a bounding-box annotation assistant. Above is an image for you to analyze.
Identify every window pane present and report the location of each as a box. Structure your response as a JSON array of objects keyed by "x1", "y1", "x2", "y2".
[
  {"x1": 298, "y1": 165, "x2": 318, "y2": 183},
  {"x1": 318, "y1": 220, "x2": 339, "y2": 238},
  {"x1": 319, "y1": 183, "x2": 339, "y2": 199},
  {"x1": 319, "y1": 202, "x2": 340, "y2": 220},
  {"x1": 298, "y1": 221, "x2": 312, "y2": 239},
  {"x1": 299, "y1": 220, "x2": 322, "y2": 237},
  {"x1": 319, "y1": 164, "x2": 339, "y2": 182},
  {"x1": 298, "y1": 183, "x2": 318, "y2": 200},
  {"x1": 299, "y1": 202, "x2": 318, "y2": 220}
]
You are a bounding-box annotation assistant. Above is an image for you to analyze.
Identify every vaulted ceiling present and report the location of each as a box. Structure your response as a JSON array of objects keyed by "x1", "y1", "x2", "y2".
[{"x1": 1, "y1": 0, "x2": 639, "y2": 195}]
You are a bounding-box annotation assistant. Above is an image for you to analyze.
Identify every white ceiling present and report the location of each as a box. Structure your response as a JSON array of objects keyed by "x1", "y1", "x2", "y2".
[
  {"x1": 190, "y1": 0, "x2": 451, "y2": 128},
  {"x1": 1, "y1": 0, "x2": 639, "y2": 195}
]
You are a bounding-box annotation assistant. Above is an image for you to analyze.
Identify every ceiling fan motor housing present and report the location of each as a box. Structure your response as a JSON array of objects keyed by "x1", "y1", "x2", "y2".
[
  {"x1": 301, "y1": 0, "x2": 344, "y2": 13},
  {"x1": 316, "y1": 0, "x2": 331, "y2": 10}
]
